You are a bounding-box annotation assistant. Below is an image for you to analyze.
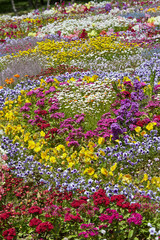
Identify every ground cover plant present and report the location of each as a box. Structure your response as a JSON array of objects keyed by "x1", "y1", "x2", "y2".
[{"x1": 0, "y1": 0, "x2": 160, "y2": 239}]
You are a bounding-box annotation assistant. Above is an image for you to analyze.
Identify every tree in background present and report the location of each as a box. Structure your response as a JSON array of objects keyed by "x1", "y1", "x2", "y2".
[{"x1": 10, "y1": 0, "x2": 17, "y2": 14}]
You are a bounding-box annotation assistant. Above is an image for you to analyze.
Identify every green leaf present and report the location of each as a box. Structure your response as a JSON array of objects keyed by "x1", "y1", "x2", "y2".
[
  {"x1": 128, "y1": 230, "x2": 134, "y2": 238},
  {"x1": 134, "y1": 238, "x2": 139, "y2": 240},
  {"x1": 67, "y1": 235, "x2": 78, "y2": 239}
]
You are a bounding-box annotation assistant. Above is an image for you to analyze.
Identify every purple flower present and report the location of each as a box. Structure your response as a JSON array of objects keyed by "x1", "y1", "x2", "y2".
[
  {"x1": 111, "y1": 123, "x2": 123, "y2": 140},
  {"x1": 105, "y1": 3, "x2": 112, "y2": 12},
  {"x1": 67, "y1": 141, "x2": 79, "y2": 147},
  {"x1": 50, "y1": 112, "x2": 65, "y2": 119}
]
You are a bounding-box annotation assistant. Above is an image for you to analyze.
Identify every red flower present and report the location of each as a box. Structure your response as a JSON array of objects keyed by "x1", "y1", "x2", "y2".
[
  {"x1": 36, "y1": 221, "x2": 54, "y2": 233},
  {"x1": 28, "y1": 206, "x2": 42, "y2": 214},
  {"x1": 2, "y1": 228, "x2": 16, "y2": 240},
  {"x1": 121, "y1": 91, "x2": 131, "y2": 98},
  {"x1": 110, "y1": 195, "x2": 126, "y2": 202},
  {"x1": 64, "y1": 213, "x2": 83, "y2": 222},
  {"x1": 94, "y1": 197, "x2": 110, "y2": 207},
  {"x1": 71, "y1": 199, "x2": 87, "y2": 208},
  {"x1": 29, "y1": 218, "x2": 42, "y2": 227},
  {"x1": 0, "y1": 212, "x2": 11, "y2": 220},
  {"x1": 79, "y1": 29, "x2": 88, "y2": 39},
  {"x1": 136, "y1": 120, "x2": 144, "y2": 127}
]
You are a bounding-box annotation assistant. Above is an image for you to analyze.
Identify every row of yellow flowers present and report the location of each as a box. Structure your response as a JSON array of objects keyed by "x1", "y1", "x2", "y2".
[{"x1": 2, "y1": 35, "x2": 139, "y2": 69}]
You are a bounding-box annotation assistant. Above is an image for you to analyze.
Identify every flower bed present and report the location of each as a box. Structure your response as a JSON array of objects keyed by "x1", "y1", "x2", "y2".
[{"x1": 0, "y1": 0, "x2": 160, "y2": 239}]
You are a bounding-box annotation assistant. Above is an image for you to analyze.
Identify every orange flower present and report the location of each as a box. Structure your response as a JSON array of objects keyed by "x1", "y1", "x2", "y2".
[
  {"x1": 0, "y1": 86, "x2": 3, "y2": 89},
  {"x1": 14, "y1": 74, "x2": 20, "y2": 78},
  {"x1": 5, "y1": 78, "x2": 14, "y2": 84}
]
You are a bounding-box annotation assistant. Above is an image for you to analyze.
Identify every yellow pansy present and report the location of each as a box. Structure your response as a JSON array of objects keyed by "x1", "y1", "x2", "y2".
[
  {"x1": 110, "y1": 163, "x2": 117, "y2": 172},
  {"x1": 34, "y1": 146, "x2": 41, "y2": 153},
  {"x1": 141, "y1": 173, "x2": 148, "y2": 182},
  {"x1": 98, "y1": 137, "x2": 105, "y2": 145},
  {"x1": 24, "y1": 132, "x2": 30, "y2": 142},
  {"x1": 50, "y1": 156, "x2": 56, "y2": 163},
  {"x1": 100, "y1": 150, "x2": 105, "y2": 156},
  {"x1": 135, "y1": 126, "x2": 141, "y2": 133},
  {"x1": 146, "y1": 122, "x2": 157, "y2": 131},
  {"x1": 101, "y1": 167, "x2": 108, "y2": 177},
  {"x1": 146, "y1": 180, "x2": 150, "y2": 189},
  {"x1": 109, "y1": 171, "x2": 113, "y2": 176},
  {"x1": 141, "y1": 130, "x2": 146, "y2": 136},
  {"x1": 83, "y1": 167, "x2": 95, "y2": 176},
  {"x1": 122, "y1": 174, "x2": 132, "y2": 183},
  {"x1": 61, "y1": 153, "x2": 67, "y2": 159},
  {"x1": 28, "y1": 140, "x2": 36, "y2": 149},
  {"x1": 40, "y1": 131, "x2": 45, "y2": 137}
]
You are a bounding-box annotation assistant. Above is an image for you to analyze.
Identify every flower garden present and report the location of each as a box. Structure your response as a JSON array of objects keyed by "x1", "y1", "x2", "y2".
[{"x1": 0, "y1": 0, "x2": 160, "y2": 239}]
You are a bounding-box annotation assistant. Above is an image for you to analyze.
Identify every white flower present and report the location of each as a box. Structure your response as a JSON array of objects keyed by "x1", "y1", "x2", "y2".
[
  {"x1": 149, "y1": 227, "x2": 156, "y2": 235},
  {"x1": 100, "y1": 229, "x2": 106, "y2": 235},
  {"x1": 147, "y1": 223, "x2": 152, "y2": 227}
]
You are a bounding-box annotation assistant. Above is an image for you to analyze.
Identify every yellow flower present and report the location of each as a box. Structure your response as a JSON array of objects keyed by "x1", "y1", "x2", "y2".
[
  {"x1": 100, "y1": 150, "x2": 105, "y2": 156},
  {"x1": 61, "y1": 153, "x2": 67, "y2": 159},
  {"x1": 141, "y1": 173, "x2": 148, "y2": 182},
  {"x1": 93, "y1": 174, "x2": 98, "y2": 178},
  {"x1": 24, "y1": 132, "x2": 30, "y2": 142},
  {"x1": 101, "y1": 167, "x2": 108, "y2": 177},
  {"x1": 118, "y1": 173, "x2": 123, "y2": 180},
  {"x1": 146, "y1": 180, "x2": 150, "y2": 189},
  {"x1": 56, "y1": 144, "x2": 65, "y2": 152},
  {"x1": 40, "y1": 131, "x2": 45, "y2": 137},
  {"x1": 122, "y1": 174, "x2": 132, "y2": 183},
  {"x1": 14, "y1": 74, "x2": 20, "y2": 78},
  {"x1": 83, "y1": 167, "x2": 95, "y2": 176},
  {"x1": 146, "y1": 122, "x2": 157, "y2": 131},
  {"x1": 109, "y1": 171, "x2": 113, "y2": 176},
  {"x1": 34, "y1": 146, "x2": 41, "y2": 152},
  {"x1": 68, "y1": 161, "x2": 75, "y2": 168},
  {"x1": 110, "y1": 163, "x2": 117, "y2": 172},
  {"x1": 135, "y1": 126, "x2": 141, "y2": 133},
  {"x1": 141, "y1": 130, "x2": 146, "y2": 136},
  {"x1": 98, "y1": 137, "x2": 105, "y2": 145},
  {"x1": 28, "y1": 140, "x2": 36, "y2": 149},
  {"x1": 50, "y1": 156, "x2": 56, "y2": 163}
]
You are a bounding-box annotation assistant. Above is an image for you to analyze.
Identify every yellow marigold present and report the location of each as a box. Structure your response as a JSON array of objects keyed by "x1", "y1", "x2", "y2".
[{"x1": 101, "y1": 167, "x2": 108, "y2": 177}]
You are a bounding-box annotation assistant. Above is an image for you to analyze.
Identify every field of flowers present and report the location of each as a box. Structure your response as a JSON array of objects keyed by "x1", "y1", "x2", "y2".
[{"x1": 0, "y1": 0, "x2": 160, "y2": 239}]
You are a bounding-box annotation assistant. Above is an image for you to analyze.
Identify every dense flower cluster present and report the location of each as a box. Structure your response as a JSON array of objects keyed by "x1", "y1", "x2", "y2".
[{"x1": 0, "y1": 0, "x2": 160, "y2": 239}]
